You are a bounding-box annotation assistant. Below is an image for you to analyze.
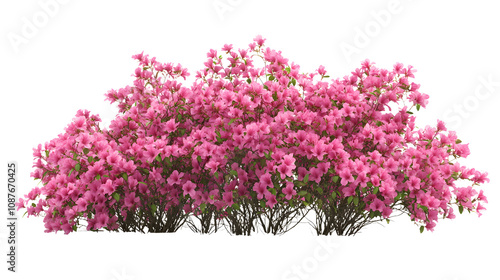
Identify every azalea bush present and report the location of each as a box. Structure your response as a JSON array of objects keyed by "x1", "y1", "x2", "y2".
[{"x1": 17, "y1": 36, "x2": 489, "y2": 236}]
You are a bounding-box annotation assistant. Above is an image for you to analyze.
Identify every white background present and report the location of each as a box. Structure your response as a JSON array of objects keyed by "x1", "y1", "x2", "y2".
[{"x1": 1, "y1": 1, "x2": 499, "y2": 279}]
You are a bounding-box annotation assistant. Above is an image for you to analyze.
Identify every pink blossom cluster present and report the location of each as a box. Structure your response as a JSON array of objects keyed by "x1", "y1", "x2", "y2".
[{"x1": 17, "y1": 36, "x2": 489, "y2": 234}]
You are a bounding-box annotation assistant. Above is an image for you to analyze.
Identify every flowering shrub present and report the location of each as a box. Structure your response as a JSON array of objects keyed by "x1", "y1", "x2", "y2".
[{"x1": 17, "y1": 36, "x2": 489, "y2": 235}]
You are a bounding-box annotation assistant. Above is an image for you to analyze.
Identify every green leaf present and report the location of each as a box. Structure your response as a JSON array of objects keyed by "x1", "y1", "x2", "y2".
[
  {"x1": 75, "y1": 163, "x2": 81, "y2": 171},
  {"x1": 316, "y1": 199, "x2": 323, "y2": 209},
  {"x1": 455, "y1": 139, "x2": 462, "y2": 144},
  {"x1": 406, "y1": 111, "x2": 413, "y2": 114},
  {"x1": 72, "y1": 225, "x2": 77, "y2": 232},
  {"x1": 138, "y1": 182, "x2": 147, "y2": 185},
  {"x1": 232, "y1": 203, "x2": 240, "y2": 210},
  {"x1": 246, "y1": 78, "x2": 252, "y2": 84},
  {"x1": 316, "y1": 187, "x2": 323, "y2": 195},
  {"x1": 458, "y1": 205, "x2": 464, "y2": 214},
  {"x1": 269, "y1": 75, "x2": 275, "y2": 81},
  {"x1": 420, "y1": 225, "x2": 424, "y2": 233},
  {"x1": 200, "y1": 203, "x2": 206, "y2": 213},
  {"x1": 197, "y1": 156, "x2": 202, "y2": 163},
  {"x1": 394, "y1": 193, "x2": 402, "y2": 201},
  {"x1": 260, "y1": 200, "x2": 266, "y2": 208},
  {"x1": 156, "y1": 154, "x2": 162, "y2": 162},
  {"x1": 214, "y1": 172, "x2": 218, "y2": 179},
  {"x1": 291, "y1": 79, "x2": 296, "y2": 86},
  {"x1": 112, "y1": 192, "x2": 120, "y2": 202},
  {"x1": 303, "y1": 174, "x2": 309, "y2": 184},
  {"x1": 373, "y1": 187, "x2": 379, "y2": 195},
  {"x1": 298, "y1": 190, "x2": 308, "y2": 196},
  {"x1": 332, "y1": 176, "x2": 339, "y2": 183},
  {"x1": 228, "y1": 118, "x2": 236, "y2": 125},
  {"x1": 347, "y1": 196, "x2": 353, "y2": 204},
  {"x1": 122, "y1": 173, "x2": 128, "y2": 181},
  {"x1": 353, "y1": 196, "x2": 359, "y2": 206},
  {"x1": 229, "y1": 170, "x2": 238, "y2": 176},
  {"x1": 150, "y1": 204, "x2": 157, "y2": 215},
  {"x1": 305, "y1": 193, "x2": 312, "y2": 203},
  {"x1": 68, "y1": 169, "x2": 73, "y2": 177},
  {"x1": 416, "y1": 104, "x2": 421, "y2": 111},
  {"x1": 83, "y1": 148, "x2": 89, "y2": 155},
  {"x1": 269, "y1": 188, "x2": 277, "y2": 195},
  {"x1": 386, "y1": 219, "x2": 390, "y2": 224},
  {"x1": 331, "y1": 192, "x2": 337, "y2": 200},
  {"x1": 96, "y1": 174, "x2": 101, "y2": 181}
]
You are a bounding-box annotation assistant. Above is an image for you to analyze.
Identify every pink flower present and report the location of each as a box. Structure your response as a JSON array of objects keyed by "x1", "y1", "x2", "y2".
[
  {"x1": 342, "y1": 186, "x2": 356, "y2": 197},
  {"x1": 222, "y1": 44, "x2": 233, "y2": 52},
  {"x1": 317, "y1": 65, "x2": 326, "y2": 76},
  {"x1": 124, "y1": 192, "x2": 140, "y2": 209},
  {"x1": 425, "y1": 221, "x2": 436, "y2": 232},
  {"x1": 121, "y1": 160, "x2": 136, "y2": 174},
  {"x1": 101, "y1": 179, "x2": 116, "y2": 195},
  {"x1": 253, "y1": 183, "x2": 267, "y2": 200},
  {"x1": 408, "y1": 177, "x2": 421, "y2": 191},
  {"x1": 260, "y1": 172, "x2": 273, "y2": 188},
  {"x1": 282, "y1": 182, "x2": 296, "y2": 200},
  {"x1": 265, "y1": 192, "x2": 278, "y2": 208},
  {"x1": 382, "y1": 207, "x2": 392, "y2": 219},
  {"x1": 223, "y1": 191, "x2": 234, "y2": 206},
  {"x1": 167, "y1": 170, "x2": 184, "y2": 186},
  {"x1": 144, "y1": 144, "x2": 159, "y2": 163},
  {"x1": 436, "y1": 119, "x2": 447, "y2": 131},
  {"x1": 16, "y1": 198, "x2": 25, "y2": 210},
  {"x1": 94, "y1": 213, "x2": 109, "y2": 229},
  {"x1": 106, "y1": 150, "x2": 122, "y2": 166},
  {"x1": 205, "y1": 159, "x2": 220, "y2": 174},
  {"x1": 370, "y1": 198, "x2": 385, "y2": 212},
  {"x1": 309, "y1": 167, "x2": 323, "y2": 184},
  {"x1": 164, "y1": 119, "x2": 178, "y2": 133},
  {"x1": 477, "y1": 203, "x2": 486, "y2": 217},
  {"x1": 73, "y1": 116, "x2": 86, "y2": 130},
  {"x1": 182, "y1": 181, "x2": 196, "y2": 197},
  {"x1": 61, "y1": 221, "x2": 73, "y2": 235},
  {"x1": 76, "y1": 197, "x2": 88, "y2": 212},
  {"x1": 339, "y1": 168, "x2": 354, "y2": 186},
  {"x1": 477, "y1": 190, "x2": 488, "y2": 203},
  {"x1": 383, "y1": 158, "x2": 398, "y2": 172},
  {"x1": 253, "y1": 35, "x2": 266, "y2": 46}
]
